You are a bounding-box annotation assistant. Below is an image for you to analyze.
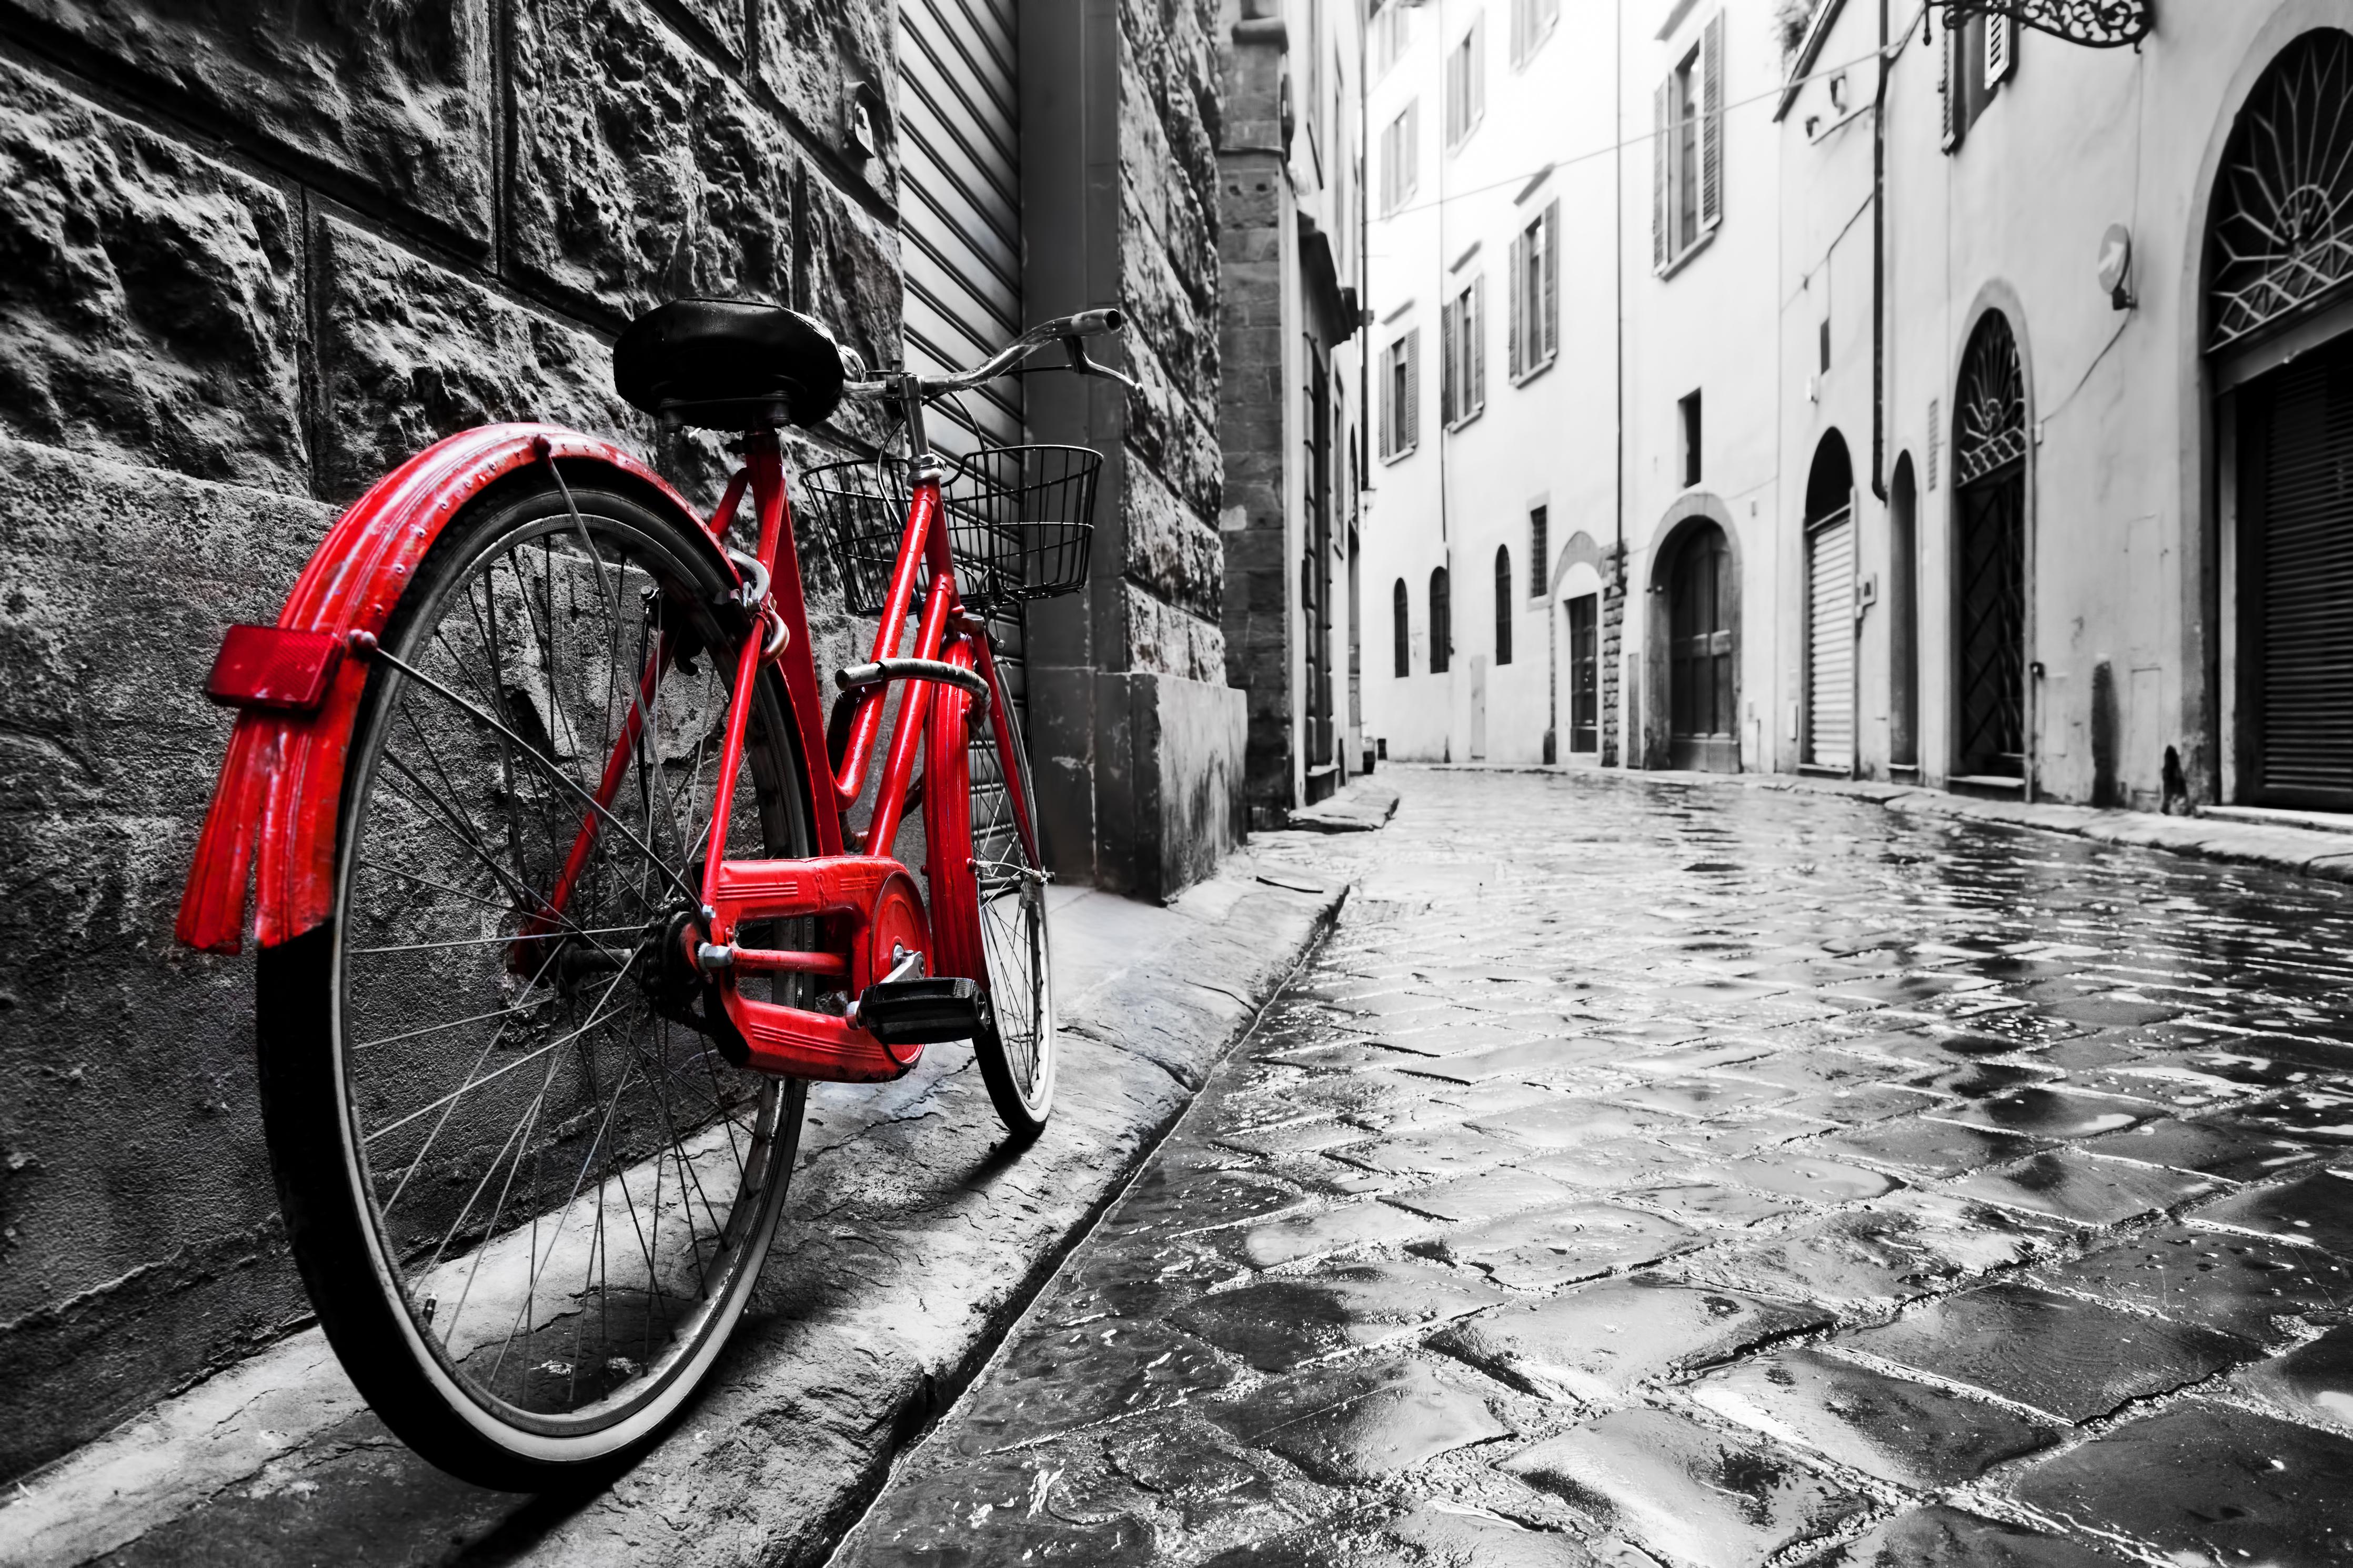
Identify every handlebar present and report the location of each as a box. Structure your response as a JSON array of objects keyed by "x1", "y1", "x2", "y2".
[{"x1": 841, "y1": 306, "x2": 1133, "y2": 401}]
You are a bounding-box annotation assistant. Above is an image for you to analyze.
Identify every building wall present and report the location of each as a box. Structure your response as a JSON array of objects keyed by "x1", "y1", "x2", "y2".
[
  {"x1": 0, "y1": 0, "x2": 1231, "y2": 1479},
  {"x1": 1358, "y1": 0, "x2": 1617, "y2": 768},
  {"x1": 1023, "y1": 0, "x2": 1248, "y2": 899},
  {"x1": 1359, "y1": 0, "x2": 2349, "y2": 820}
]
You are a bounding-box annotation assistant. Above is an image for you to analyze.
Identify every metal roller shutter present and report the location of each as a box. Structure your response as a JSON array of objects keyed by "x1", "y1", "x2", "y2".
[
  {"x1": 1805, "y1": 510, "x2": 1854, "y2": 770},
  {"x1": 898, "y1": 0, "x2": 1027, "y2": 723},
  {"x1": 2249, "y1": 339, "x2": 2353, "y2": 806}
]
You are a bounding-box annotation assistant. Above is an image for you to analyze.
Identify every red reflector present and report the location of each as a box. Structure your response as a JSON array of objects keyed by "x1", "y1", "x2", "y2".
[{"x1": 204, "y1": 625, "x2": 346, "y2": 713}]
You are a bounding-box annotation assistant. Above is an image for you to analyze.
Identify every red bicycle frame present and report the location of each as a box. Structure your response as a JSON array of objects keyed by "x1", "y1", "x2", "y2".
[{"x1": 179, "y1": 421, "x2": 1041, "y2": 1087}]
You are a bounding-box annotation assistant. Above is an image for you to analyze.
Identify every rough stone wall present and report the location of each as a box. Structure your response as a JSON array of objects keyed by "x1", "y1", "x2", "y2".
[
  {"x1": 0, "y1": 0, "x2": 897, "y2": 1481},
  {"x1": 1117, "y1": 0, "x2": 1226, "y2": 683},
  {"x1": 1216, "y1": 21, "x2": 1292, "y2": 828}
]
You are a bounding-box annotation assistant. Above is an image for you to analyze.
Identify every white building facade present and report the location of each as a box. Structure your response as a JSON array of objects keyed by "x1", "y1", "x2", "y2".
[{"x1": 1361, "y1": 0, "x2": 2353, "y2": 823}]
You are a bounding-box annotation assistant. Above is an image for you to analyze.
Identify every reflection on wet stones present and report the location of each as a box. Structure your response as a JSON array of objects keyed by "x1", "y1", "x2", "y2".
[
  {"x1": 1813, "y1": 1505, "x2": 2113, "y2": 1566},
  {"x1": 1204, "y1": 1359, "x2": 1510, "y2": 1485},
  {"x1": 2080, "y1": 1115, "x2": 2321, "y2": 1180},
  {"x1": 1172, "y1": 1262, "x2": 1502, "y2": 1373},
  {"x1": 1814, "y1": 1116, "x2": 2047, "y2": 1178},
  {"x1": 1502, "y1": 1407, "x2": 1873, "y2": 1568},
  {"x1": 1690, "y1": 1348, "x2": 2058, "y2": 1488},
  {"x1": 1416, "y1": 1201, "x2": 1696, "y2": 1289},
  {"x1": 953, "y1": 1319, "x2": 1235, "y2": 1452},
  {"x1": 2008, "y1": 1401, "x2": 2353, "y2": 1564},
  {"x1": 2035, "y1": 1223, "x2": 2353, "y2": 1343},
  {"x1": 1433, "y1": 1279, "x2": 1829, "y2": 1401},
  {"x1": 1842, "y1": 1283, "x2": 2252, "y2": 1421},
  {"x1": 1944, "y1": 1147, "x2": 2221, "y2": 1226}
]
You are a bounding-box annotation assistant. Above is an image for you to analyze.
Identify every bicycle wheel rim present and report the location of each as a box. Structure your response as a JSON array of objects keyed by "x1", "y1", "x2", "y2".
[{"x1": 323, "y1": 487, "x2": 811, "y2": 1452}]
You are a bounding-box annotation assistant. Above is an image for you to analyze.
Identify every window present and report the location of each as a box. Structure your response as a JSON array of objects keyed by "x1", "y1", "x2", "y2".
[
  {"x1": 1380, "y1": 329, "x2": 1420, "y2": 461},
  {"x1": 1381, "y1": 100, "x2": 1419, "y2": 214},
  {"x1": 1678, "y1": 389, "x2": 1703, "y2": 487},
  {"x1": 1509, "y1": 200, "x2": 1560, "y2": 381},
  {"x1": 1430, "y1": 566, "x2": 1452, "y2": 674},
  {"x1": 1493, "y1": 546, "x2": 1514, "y2": 664},
  {"x1": 1372, "y1": 0, "x2": 1410, "y2": 79},
  {"x1": 1942, "y1": 11, "x2": 2015, "y2": 150},
  {"x1": 1652, "y1": 12, "x2": 1724, "y2": 271},
  {"x1": 1392, "y1": 578, "x2": 1411, "y2": 676},
  {"x1": 1511, "y1": 0, "x2": 1558, "y2": 66},
  {"x1": 1440, "y1": 277, "x2": 1485, "y2": 429},
  {"x1": 1528, "y1": 504, "x2": 1549, "y2": 597},
  {"x1": 1444, "y1": 16, "x2": 1484, "y2": 149}
]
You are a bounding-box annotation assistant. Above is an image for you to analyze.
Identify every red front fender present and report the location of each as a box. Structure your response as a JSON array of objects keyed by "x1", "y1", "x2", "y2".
[{"x1": 175, "y1": 424, "x2": 732, "y2": 955}]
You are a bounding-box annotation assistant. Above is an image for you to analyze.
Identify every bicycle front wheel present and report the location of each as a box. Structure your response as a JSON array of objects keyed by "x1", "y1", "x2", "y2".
[
  {"x1": 961, "y1": 670, "x2": 1056, "y2": 1135},
  {"x1": 255, "y1": 478, "x2": 817, "y2": 1489}
]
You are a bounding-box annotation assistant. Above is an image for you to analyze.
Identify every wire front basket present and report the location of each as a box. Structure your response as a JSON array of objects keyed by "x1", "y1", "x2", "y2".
[{"x1": 801, "y1": 444, "x2": 1099, "y2": 618}]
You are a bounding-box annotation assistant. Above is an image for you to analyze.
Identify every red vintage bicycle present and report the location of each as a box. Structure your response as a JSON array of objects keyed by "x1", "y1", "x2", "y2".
[{"x1": 175, "y1": 299, "x2": 1130, "y2": 1488}]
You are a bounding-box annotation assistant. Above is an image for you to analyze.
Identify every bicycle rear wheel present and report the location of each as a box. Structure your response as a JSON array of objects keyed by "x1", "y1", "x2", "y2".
[{"x1": 256, "y1": 479, "x2": 816, "y2": 1489}]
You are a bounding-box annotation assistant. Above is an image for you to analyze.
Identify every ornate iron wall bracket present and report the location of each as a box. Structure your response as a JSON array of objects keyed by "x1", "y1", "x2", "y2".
[{"x1": 1933, "y1": 1, "x2": 2152, "y2": 49}]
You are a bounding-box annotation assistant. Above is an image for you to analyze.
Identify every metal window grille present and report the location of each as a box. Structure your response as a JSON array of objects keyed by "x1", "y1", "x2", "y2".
[{"x1": 1493, "y1": 545, "x2": 1514, "y2": 665}]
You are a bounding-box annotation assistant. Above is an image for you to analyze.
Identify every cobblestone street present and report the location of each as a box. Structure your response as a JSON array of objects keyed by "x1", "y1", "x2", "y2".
[{"x1": 838, "y1": 767, "x2": 2353, "y2": 1567}]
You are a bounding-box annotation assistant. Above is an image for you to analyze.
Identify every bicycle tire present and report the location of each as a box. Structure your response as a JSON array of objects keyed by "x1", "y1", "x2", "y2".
[
  {"x1": 955, "y1": 669, "x2": 1057, "y2": 1135},
  {"x1": 256, "y1": 478, "x2": 816, "y2": 1489}
]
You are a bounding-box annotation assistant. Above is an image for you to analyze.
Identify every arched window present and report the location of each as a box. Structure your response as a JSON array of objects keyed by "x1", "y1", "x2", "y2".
[
  {"x1": 1429, "y1": 566, "x2": 1452, "y2": 674},
  {"x1": 1392, "y1": 578, "x2": 1411, "y2": 676},
  {"x1": 1493, "y1": 545, "x2": 1513, "y2": 665}
]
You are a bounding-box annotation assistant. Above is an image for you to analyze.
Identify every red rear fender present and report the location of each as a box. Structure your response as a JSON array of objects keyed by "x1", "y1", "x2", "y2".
[{"x1": 175, "y1": 424, "x2": 734, "y2": 955}]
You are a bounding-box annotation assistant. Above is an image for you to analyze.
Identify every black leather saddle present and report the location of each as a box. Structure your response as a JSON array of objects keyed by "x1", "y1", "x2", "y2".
[{"x1": 613, "y1": 299, "x2": 850, "y2": 431}]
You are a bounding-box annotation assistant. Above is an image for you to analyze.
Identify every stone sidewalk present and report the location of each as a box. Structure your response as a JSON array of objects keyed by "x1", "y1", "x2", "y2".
[
  {"x1": 0, "y1": 854, "x2": 1353, "y2": 1568},
  {"x1": 833, "y1": 766, "x2": 2353, "y2": 1567},
  {"x1": 1529, "y1": 762, "x2": 2353, "y2": 888}
]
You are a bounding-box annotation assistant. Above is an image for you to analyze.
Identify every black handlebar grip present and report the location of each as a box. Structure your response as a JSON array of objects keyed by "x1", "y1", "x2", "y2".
[{"x1": 1068, "y1": 307, "x2": 1124, "y2": 335}]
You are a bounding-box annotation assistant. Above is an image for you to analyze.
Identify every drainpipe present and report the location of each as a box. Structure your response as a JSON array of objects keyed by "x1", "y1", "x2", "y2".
[{"x1": 1870, "y1": 0, "x2": 1889, "y2": 502}]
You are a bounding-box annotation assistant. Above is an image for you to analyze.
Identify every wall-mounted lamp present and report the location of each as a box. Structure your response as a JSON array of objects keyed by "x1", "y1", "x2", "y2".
[{"x1": 2096, "y1": 222, "x2": 2135, "y2": 311}]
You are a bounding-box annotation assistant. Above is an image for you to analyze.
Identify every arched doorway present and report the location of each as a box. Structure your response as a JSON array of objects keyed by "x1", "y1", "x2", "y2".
[
  {"x1": 2213, "y1": 30, "x2": 2353, "y2": 810},
  {"x1": 1665, "y1": 522, "x2": 1737, "y2": 771},
  {"x1": 1888, "y1": 453, "x2": 1920, "y2": 771},
  {"x1": 1804, "y1": 432, "x2": 1856, "y2": 771},
  {"x1": 1953, "y1": 311, "x2": 2028, "y2": 783}
]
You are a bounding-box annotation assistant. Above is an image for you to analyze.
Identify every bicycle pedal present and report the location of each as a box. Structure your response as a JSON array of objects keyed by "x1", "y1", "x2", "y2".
[{"x1": 853, "y1": 976, "x2": 987, "y2": 1045}]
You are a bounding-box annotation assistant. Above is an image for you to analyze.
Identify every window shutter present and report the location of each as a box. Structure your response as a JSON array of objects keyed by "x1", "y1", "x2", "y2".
[
  {"x1": 1700, "y1": 12, "x2": 1724, "y2": 230},
  {"x1": 1940, "y1": 20, "x2": 1960, "y2": 150},
  {"x1": 1471, "y1": 277, "x2": 1486, "y2": 414},
  {"x1": 1652, "y1": 77, "x2": 1669, "y2": 270},
  {"x1": 1379, "y1": 344, "x2": 1394, "y2": 458},
  {"x1": 1438, "y1": 305, "x2": 1449, "y2": 426},
  {"x1": 1986, "y1": 14, "x2": 2015, "y2": 84},
  {"x1": 1404, "y1": 327, "x2": 1420, "y2": 449},
  {"x1": 1507, "y1": 233, "x2": 1525, "y2": 380},
  {"x1": 1472, "y1": 16, "x2": 1485, "y2": 128},
  {"x1": 1541, "y1": 200, "x2": 1560, "y2": 360},
  {"x1": 1406, "y1": 99, "x2": 1420, "y2": 199}
]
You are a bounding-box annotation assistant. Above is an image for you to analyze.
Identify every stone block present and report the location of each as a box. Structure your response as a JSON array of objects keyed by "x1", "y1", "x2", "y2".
[
  {"x1": 0, "y1": 55, "x2": 304, "y2": 491},
  {"x1": 756, "y1": 0, "x2": 894, "y2": 190},
  {"x1": 796, "y1": 164, "x2": 901, "y2": 393},
  {"x1": 317, "y1": 218, "x2": 650, "y2": 501},
  {"x1": 511, "y1": 0, "x2": 799, "y2": 321},
  {"x1": 1122, "y1": 335, "x2": 1221, "y2": 521},
  {"x1": 3, "y1": 0, "x2": 492, "y2": 242},
  {"x1": 0, "y1": 436, "x2": 334, "y2": 1478},
  {"x1": 1123, "y1": 459, "x2": 1222, "y2": 622},
  {"x1": 1123, "y1": 581, "x2": 1224, "y2": 683},
  {"x1": 1090, "y1": 669, "x2": 1245, "y2": 900}
]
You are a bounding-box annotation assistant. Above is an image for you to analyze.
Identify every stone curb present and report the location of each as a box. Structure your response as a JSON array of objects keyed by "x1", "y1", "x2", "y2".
[
  {"x1": 0, "y1": 861, "x2": 1352, "y2": 1568},
  {"x1": 1427, "y1": 762, "x2": 2353, "y2": 888}
]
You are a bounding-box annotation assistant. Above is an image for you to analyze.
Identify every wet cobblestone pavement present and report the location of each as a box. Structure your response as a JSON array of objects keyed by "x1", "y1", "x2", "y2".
[{"x1": 836, "y1": 768, "x2": 2353, "y2": 1567}]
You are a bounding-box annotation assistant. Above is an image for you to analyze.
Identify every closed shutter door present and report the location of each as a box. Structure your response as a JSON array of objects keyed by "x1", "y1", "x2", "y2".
[
  {"x1": 2250, "y1": 340, "x2": 2353, "y2": 806},
  {"x1": 1806, "y1": 510, "x2": 1855, "y2": 769},
  {"x1": 899, "y1": 0, "x2": 1027, "y2": 726}
]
